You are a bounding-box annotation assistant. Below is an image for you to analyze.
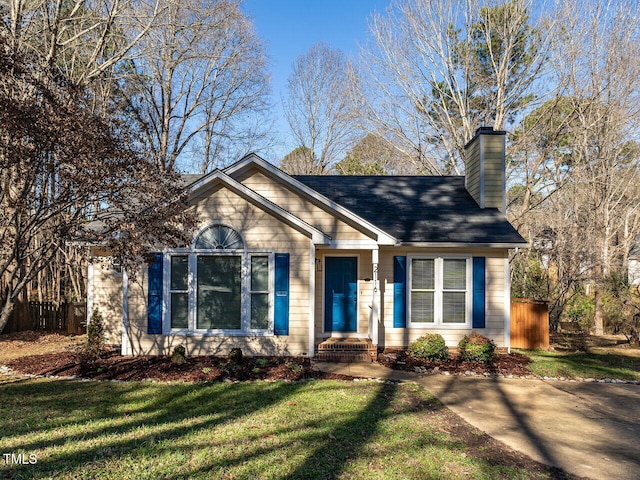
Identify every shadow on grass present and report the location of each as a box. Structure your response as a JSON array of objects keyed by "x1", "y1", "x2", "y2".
[
  {"x1": 281, "y1": 381, "x2": 398, "y2": 480},
  {"x1": 0, "y1": 378, "x2": 311, "y2": 478},
  {"x1": 1, "y1": 373, "x2": 584, "y2": 479},
  {"x1": 526, "y1": 350, "x2": 640, "y2": 380},
  {"x1": 0, "y1": 376, "x2": 454, "y2": 479}
]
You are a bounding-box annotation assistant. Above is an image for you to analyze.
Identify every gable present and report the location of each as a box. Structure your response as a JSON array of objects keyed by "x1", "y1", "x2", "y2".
[
  {"x1": 234, "y1": 168, "x2": 378, "y2": 243},
  {"x1": 187, "y1": 170, "x2": 330, "y2": 245},
  {"x1": 191, "y1": 187, "x2": 311, "y2": 252},
  {"x1": 223, "y1": 164, "x2": 389, "y2": 247}
]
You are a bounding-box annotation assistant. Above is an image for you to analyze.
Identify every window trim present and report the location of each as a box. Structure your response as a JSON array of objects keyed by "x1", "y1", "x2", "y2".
[
  {"x1": 407, "y1": 254, "x2": 472, "y2": 329},
  {"x1": 162, "y1": 248, "x2": 275, "y2": 336}
]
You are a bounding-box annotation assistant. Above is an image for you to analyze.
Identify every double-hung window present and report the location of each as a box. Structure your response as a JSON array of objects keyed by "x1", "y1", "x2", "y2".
[
  {"x1": 170, "y1": 255, "x2": 189, "y2": 329},
  {"x1": 166, "y1": 225, "x2": 274, "y2": 334},
  {"x1": 408, "y1": 255, "x2": 471, "y2": 327}
]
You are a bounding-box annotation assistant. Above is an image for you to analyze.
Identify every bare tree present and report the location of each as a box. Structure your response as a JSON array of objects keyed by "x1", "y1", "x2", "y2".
[
  {"x1": 2, "y1": 0, "x2": 163, "y2": 86},
  {"x1": 352, "y1": 0, "x2": 552, "y2": 174},
  {"x1": 120, "y1": 0, "x2": 271, "y2": 172},
  {"x1": 555, "y1": 0, "x2": 640, "y2": 334},
  {"x1": 0, "y1": 32, "x2": 196, "y2": 332},
  {"x1": 0, "y1": 0, "x2": 169, "y2": 308},
  {"x1": 282, "y1": 41, "x2": 356, "y2": 174},
  {"x1": 0, "y1": 1, "x2": 269, "y2": 309},
  {"x1": 509, "y1": 0, "x2": 640, "y2": 334}
]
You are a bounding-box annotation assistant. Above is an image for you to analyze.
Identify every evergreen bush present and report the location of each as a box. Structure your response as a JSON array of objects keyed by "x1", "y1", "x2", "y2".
[
  {"x1": 228, "y1": 347, "x2": 243, "y2": 363},
  {"x1": 75, "y1": 309, "x2": 108, "y2": 363},
  {"x1": 458, "y1": 333, "x2": 496, "y2": 363},
  {"x1": 407, "y1": 334, "x2": 449, "y2": 361},
  {"x1": 171, "y1": 345, "x2": 187, "y2": 364}
]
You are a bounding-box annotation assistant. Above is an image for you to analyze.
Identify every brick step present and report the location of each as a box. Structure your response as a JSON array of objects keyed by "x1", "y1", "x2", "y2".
[
  {"x1": 315, "y1": 350, "x2": 374, "y2": 363},
  {"x1": 315, "y1": 338, "x2": 376, "y2": 363}
]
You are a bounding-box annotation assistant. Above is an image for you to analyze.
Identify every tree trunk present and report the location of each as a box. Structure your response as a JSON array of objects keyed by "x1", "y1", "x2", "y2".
[
  {"x1": 0, "y1": 297, "x2": 15, "y2": 335},
  {"x1": 594, "y1": 284, "x2": 604, "y2": 336}
]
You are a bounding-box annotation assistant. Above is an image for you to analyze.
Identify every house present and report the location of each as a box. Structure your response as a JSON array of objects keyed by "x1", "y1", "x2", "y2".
[
  {"x1": 88, "y1": 127, "x2": 527, "y2": 358},
  {"x1": 630, "y1": 236, "x2": 640, "y2": 286}
]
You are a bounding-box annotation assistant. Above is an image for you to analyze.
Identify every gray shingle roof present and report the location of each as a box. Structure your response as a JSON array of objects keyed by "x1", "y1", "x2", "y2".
[
  {"x1": 294, "y1": 175, "x2": 526, "y2": 245},
  {"x1": 180, "y1": 174, "x2": 206, "y2": 188}
]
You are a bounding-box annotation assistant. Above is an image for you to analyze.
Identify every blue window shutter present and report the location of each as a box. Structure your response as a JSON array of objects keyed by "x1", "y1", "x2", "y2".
[
  {"x1": 147, "y1": 253, "x2": 163, "y2": 334},
  {"x1": 393, "y1": 256, "x2": 407, "y2": 328},
  {"x1": 472, "y1": 257, "x2": 486, "y2": 328},
  {"x1": 274, "y1": 253, "x2": 290, "y2": 335}
]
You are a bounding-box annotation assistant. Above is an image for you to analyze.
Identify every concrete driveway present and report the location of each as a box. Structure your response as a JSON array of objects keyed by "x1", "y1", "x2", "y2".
[
  {"x1": 420, "y1": 375, "x2": 640, "y2": 480},
  {"x1": 315, "y1": 362, "x2": 640, "y2": 480}
]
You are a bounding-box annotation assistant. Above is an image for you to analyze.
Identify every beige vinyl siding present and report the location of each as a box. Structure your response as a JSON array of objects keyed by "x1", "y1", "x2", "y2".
[
  {"x1": 235, "y1": 169, "x2": 373, "y2": 241},
  {"x1": 90, "y1": 259, "x2": 123, "y2": 346},
  {"x1": 378, "y1": 248, "x2": 508, "y2": 348},
  {"x1": 482, "y1": 134, "x2": 505, "y2": 212},
  {"x1": 314, "y1": 249, "x2": 376, "y2": 338},
  {"x1": 121, "y1": 186, "x2": 312, "y2": 356},
  {"x1": 630, "y1": 259, "x2": 640, "y2": 285},
  {"x1": 464, "y1": 133, "x2": 505, "y2": 212}
]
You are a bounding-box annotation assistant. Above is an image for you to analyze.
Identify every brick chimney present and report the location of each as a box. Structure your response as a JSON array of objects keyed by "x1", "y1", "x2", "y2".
[{"x1": 464, "y1": 126, "x2": 506, "y2": 213}]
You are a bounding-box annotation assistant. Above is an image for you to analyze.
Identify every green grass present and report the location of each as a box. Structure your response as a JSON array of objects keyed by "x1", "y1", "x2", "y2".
[
  {"x1": 518, "y1": 349, "x2": 640, "y2": 381},
  {"x1": 0, "y1": 377, "x2": 549, "y2": 480}
]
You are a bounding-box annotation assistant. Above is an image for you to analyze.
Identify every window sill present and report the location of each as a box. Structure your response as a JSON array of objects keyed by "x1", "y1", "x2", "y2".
[
  {"x1": 407, "y1": 323, "x2": 471, "y2": 330},
  {"x1": 166, "y1": 330, "x2": 274, "y2": 337}
]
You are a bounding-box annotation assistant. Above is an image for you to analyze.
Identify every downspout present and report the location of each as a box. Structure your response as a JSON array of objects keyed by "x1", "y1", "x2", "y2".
[
  {"x1": 86, "y1": 262, "x2": 94, "y2": 329},
  {"x1": 504, "y1": 255, "x2": 511, "y2": 353},
  {"x1": 121, "y1": 268, "x2": 130, "y2": 355},
  {"x1": 309, "y1": 242, "x2": 315, "y2": 358}
]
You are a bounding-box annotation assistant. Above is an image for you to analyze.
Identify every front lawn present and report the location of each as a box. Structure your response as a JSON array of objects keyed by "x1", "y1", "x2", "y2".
[
  {"x1": 517, "y1": 348, "x2": 640, "y2": 381},
  {"x1": 0, "y1": 331, "x2": 84, "y2": 364},
  {"x1": 0, "y1": 377, "x2": 561, "y2": 479}
]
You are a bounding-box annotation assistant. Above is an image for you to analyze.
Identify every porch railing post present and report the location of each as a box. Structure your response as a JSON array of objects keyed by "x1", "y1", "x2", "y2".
[{"x1": 371, "y1": 248, "x2": 379, "y2": 347}]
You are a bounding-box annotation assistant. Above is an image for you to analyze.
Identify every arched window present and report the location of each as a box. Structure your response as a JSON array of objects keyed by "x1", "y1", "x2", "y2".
[
  {"x1": 166, "y1": 223, "x2": 272, "y2": 334},
  {"x1": 194, "y1": 224, "x2": 244, "y2": 250}
]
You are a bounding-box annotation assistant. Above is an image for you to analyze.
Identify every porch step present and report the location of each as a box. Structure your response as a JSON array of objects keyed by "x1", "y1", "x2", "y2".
[{"x1": 315, "y1": 338, "x2": 376, "y2": 363}]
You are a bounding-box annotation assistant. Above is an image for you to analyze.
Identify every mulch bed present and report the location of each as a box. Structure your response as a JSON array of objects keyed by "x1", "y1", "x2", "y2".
[
  {"x1": 377, "y1": 349, "x2": 534, "y2": 377},
  {"x1": 4, "y1": 347, "x2": 535, "y2": 383},
  {"x1": 5, "y1": 351, "x2": 355, "y2": 383}
]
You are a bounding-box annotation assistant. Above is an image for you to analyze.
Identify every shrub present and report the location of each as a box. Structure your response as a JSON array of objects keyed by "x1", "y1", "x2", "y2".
[
  {"x1": 408, "y1": 334, "x2": 449, "y2": 361},
  {"x1": 458, "y1": 333, "x2": 496, "y2": 363},
  {"x1": 563, "y1": 293, "x2": 595, "y2": 330},
  {"x1": 228, "y1": 347, "x2": 243, "y2": 363},
  {"x1": 171, "y1": 345, "x2": 186, "y2": 364},
  {"x1": 74, "y1": 309, "x2": 108, "y2": 363}
]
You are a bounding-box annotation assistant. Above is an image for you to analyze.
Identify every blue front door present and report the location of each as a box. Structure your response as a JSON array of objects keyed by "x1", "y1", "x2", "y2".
[{"x1": 324, "y1": 257, "x2": 357, "y2": 332}]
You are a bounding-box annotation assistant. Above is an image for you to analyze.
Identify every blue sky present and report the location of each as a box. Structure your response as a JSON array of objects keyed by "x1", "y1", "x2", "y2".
[{"x1": 241, "y1": 0, "x2": 391, "y2": 161}]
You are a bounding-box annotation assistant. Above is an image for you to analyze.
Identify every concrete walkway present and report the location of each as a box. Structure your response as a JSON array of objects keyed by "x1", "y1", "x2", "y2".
[{"x1": 314, "y1": 361, "x2": 640, "y2": 480}]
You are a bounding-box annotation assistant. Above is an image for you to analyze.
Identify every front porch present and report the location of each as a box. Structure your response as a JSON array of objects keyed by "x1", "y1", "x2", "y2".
[{"x1": 312, "y1": 249, "x2": 381, "y2": 360}]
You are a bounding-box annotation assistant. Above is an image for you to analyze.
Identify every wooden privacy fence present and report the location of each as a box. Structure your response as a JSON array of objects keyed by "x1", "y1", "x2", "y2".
[
  {"x1": 3, "y1": 301, "x2": 86, "y2": 335},
  {"x1": 510, "y1": 298, "x2": 549, "y2": 350}
]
